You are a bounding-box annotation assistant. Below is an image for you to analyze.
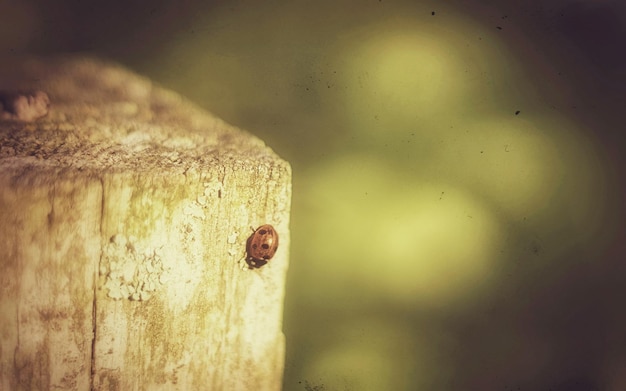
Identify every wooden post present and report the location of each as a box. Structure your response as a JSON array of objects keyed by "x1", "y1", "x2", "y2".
[{"x1": 0, "y1": 57, "x2": 291, "y2": 391}]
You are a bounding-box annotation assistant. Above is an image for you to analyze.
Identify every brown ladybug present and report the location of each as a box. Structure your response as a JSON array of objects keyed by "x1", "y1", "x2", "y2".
[{"x1": 245, "y1": 224, "x2": 279, "y2": 269}]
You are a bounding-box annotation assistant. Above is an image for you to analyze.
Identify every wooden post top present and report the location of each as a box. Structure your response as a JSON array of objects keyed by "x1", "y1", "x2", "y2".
[
  {"x1": 0, "y1": 56, "x2": 291, "y2": 391},
  {"x1": 0, "y1": 56, "x2": 286, "y2": 175}
]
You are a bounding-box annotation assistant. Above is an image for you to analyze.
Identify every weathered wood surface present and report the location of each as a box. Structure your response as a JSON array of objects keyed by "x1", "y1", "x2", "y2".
[{"x1": 0, "y1": 57, "x2": 291, "y2": 391}]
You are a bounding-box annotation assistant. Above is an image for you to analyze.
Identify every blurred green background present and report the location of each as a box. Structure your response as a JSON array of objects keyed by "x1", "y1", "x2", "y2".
[{"x1": 2, "y1": 0, "x2": 624, "y2": 389}]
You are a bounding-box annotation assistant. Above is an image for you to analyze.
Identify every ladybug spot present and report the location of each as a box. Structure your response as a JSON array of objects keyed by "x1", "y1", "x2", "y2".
[
  {"x1": 262, "y1": 244, "x2": 270, "y2": 250},
  {"x1": 252, "y1": 244, "x2": 258, "y2": 249},
  {"x1": 259, "y1": 229, "x2": 268, "y2": 235}
]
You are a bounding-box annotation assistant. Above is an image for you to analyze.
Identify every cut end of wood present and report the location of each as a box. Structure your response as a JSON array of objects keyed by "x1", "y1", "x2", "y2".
[
  {"x1": 0, "y1": 56, "x2": 282, "y2": 175},
  {"x1": 0, "y1": 56, "x2": 291, "y2": 391}
]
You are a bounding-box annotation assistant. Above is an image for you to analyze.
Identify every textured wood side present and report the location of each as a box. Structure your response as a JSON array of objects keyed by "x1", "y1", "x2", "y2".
[
  {"x1": 0, "y1": 173, "x2": 101, "y2": 391},
  {"x1": 93, "y1": 165, "x2": 290, "y2": 390}
]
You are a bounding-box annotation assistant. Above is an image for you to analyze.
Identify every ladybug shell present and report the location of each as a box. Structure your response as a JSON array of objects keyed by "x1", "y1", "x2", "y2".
[{"x1": 245, "y1": 224, "x2": 279, "y2": 269}]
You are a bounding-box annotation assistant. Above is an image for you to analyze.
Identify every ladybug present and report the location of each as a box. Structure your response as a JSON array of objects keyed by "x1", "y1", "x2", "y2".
[{"x1": 245, "y1": 224, "x2": 279, "y2": 269}]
